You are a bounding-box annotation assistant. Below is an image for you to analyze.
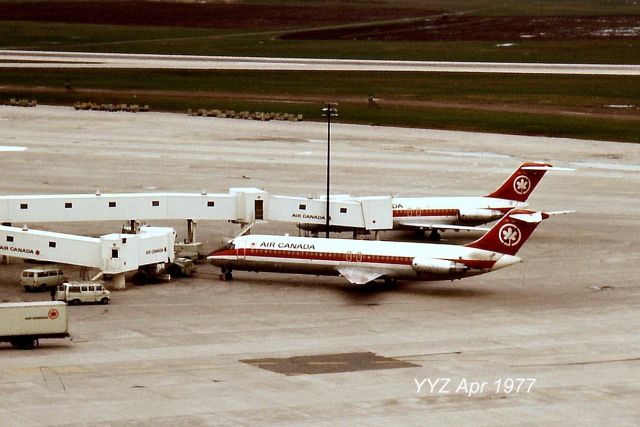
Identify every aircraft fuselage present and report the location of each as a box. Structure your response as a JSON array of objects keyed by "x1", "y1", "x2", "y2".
[{"x1": 209, "y1": 234, "x2": 519, "y2": 284}]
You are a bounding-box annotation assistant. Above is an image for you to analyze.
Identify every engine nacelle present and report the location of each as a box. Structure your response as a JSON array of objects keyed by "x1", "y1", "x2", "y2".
[
  {"x1": 411, "y1": 258, "x2": 467, "y2": 275},
  {"x1": 457, "y1": 208, "x2": 503, "y2": 224}
]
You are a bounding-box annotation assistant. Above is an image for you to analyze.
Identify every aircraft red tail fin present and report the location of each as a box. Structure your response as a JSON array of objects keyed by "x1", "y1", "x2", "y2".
[
  {"x1": 466, "y1": 209, "x2": 548, "y2": 256},
  {"x1": 486, "y1": 162, "x2": 554, "y2": 202}
]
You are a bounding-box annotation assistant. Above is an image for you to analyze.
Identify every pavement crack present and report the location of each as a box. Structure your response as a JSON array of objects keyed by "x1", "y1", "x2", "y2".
[
  {"x1": 512, "y1": 356, "x2": 640, "y2": 367},
  {"x1": 39, "y1": 366, "x2": 67, "y2": 392}
]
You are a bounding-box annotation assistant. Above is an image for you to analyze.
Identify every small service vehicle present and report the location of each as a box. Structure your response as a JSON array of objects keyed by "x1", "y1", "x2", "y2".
[
  {"x1": 56, "y1": 281, "x2": 111, "y2": 305},
  {"x1": 168, "y1": 257, "x2": 196, "y2": 277},
  {"x1": 0, "y1": 301, "x2": 70, "y2": 349},
  {"x1": 20, "y1": 266, "x2": 66, "y2": 292}
]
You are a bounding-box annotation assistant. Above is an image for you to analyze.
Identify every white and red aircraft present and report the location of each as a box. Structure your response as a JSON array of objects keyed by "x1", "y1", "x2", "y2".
[
  {"x1": 300, "y1": 162, "x2": 568, "y2": 240},
  {"x1": 208, "y1": 208, "x2": 549, "y2": 285}
]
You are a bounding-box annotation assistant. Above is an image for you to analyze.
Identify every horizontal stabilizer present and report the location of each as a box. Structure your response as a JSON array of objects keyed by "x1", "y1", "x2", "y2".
[
  {"x1": 521, "y1": 165, "x2": 575, "y2": 172},
  {"x1": 509, "y1": 211, "x2": 544, "y2": 223}
]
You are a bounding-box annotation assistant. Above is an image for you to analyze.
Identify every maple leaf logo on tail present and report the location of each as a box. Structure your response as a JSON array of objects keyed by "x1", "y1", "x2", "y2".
[
  {"x1": 513, "y1": 176, "x2": 531, "y2": 195},
  {"x1": 499, "y1": 224, "x2": 521, "y2": 247}
]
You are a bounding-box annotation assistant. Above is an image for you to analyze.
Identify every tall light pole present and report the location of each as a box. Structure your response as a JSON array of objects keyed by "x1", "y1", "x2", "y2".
[{"x1": 321, "y1": 102, "x2": 338, "y2": 239}]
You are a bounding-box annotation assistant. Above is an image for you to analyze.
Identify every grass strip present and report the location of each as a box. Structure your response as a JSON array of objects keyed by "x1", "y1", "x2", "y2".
[{"x1": 1, "y1": 68, "x2": 638, "y2": 143}]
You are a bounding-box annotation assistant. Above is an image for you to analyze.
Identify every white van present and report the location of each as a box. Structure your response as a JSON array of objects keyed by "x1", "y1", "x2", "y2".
[
  {"x1": 21, "y1": 267, "x2": 66, "y2": 292},
  {"x1": 56, "y1": 281, "x2": 111, "y2": 305}
]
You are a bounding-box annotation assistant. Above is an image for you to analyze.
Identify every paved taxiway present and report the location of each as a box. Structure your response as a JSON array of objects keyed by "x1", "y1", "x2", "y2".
[
  {"x1": 2, "y1": 50, "x2": 640, "y2": 75},
  {"x1": 0, "y1": 105, "x2": 639, "y2": 425}
]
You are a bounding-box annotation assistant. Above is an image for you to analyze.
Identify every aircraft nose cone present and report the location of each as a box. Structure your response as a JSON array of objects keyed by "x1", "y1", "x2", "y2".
[{"x1": 491, "y1": 255, "x2": 521, "y2": 271}]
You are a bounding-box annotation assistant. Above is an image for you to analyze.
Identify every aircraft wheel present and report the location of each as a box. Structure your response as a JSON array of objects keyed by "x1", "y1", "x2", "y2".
[
  {"x1": 383, "y1": 278, "x2": 398, "y2": 288},
  {"x1": 220, "y1": 269, "x2": 233, "y2": 281},
  {"x1": 429, "y1": 230, "x2": 441, "y2": 242},
  {"x1": 10, "y1": 337, "x2": 36, "y2": 349}
]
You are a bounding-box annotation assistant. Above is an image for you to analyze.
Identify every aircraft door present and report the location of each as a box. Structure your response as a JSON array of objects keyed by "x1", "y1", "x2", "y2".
[
  {"x1": 255, "y1": 199, "x2": 264, "y2": 220},
  {"x1": 345, "y1": 252, "x2": 362, "y2": 262}
]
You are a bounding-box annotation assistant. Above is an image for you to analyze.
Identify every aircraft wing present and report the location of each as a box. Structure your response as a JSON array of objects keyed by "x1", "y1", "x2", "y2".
[
  {"x1": 336, "y1": 266, "x2": 388, "y2": 285},
  {"x1": 395, "y1": 220, "x2": 490, "y2": 233}
]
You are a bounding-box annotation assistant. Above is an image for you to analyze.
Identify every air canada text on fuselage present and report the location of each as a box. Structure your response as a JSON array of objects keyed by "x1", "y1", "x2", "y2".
[{"x1": 259, "y1": 241, "x2": 316, "y2": 250}]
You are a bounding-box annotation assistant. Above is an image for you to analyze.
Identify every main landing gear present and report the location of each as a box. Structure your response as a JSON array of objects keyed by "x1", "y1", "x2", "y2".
[
  {"x1": 383, "y1": 278, "x2": 398, "y2": 289},
  {"x1": 414, "y1": 229, "x2": 441, "y2": 242},
  {"x1": 219, "y1": 268, "x2": 233, "y2": 281}
]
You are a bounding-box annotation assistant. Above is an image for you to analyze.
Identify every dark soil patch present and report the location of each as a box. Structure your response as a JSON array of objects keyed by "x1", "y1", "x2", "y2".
[
  {"x1": 0, "y1": 1, "x2": 434, "y2": 29},
  {"x1": 281, "y1": 15, "x2": 640, "y2": 41}
]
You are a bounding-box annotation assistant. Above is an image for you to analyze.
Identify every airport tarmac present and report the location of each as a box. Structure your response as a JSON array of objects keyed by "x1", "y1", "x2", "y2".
[{"x1": 0, "y1": 105, "x2": 639, "y2": 425}]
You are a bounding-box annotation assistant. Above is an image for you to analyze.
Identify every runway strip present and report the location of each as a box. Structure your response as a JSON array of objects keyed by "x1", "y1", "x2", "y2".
[{"x1": 1, "y1": 50, "x2": 640, "y2": 75}]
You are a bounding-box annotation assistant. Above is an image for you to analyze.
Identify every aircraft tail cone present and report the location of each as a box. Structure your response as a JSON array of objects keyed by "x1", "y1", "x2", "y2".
[{"x1": 491, "y1": 255, "x2": 521, "y2": 271}]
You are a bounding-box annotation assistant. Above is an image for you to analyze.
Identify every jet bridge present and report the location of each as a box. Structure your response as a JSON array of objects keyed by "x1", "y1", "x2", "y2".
[
  {"x1": 0, "y1": 188, "x2": 393, "y2": 288},
  {"x1": 268, "y1": 195, "x2": 392, "y2": 232},
  {"x1": 0, "y1": 188, "x2": 393, "y2": 233},
  {"x1": 0, "y1": 192, "x2": 239, "y2": 223},
  {"x1": 0, "y1": 225, "x2": 175, "y2": 289}
]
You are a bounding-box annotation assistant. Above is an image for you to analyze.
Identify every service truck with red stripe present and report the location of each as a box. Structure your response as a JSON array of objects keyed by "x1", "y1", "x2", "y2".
[{"x1": 0, "y1": 301, "x2": 70, "y2": 349}]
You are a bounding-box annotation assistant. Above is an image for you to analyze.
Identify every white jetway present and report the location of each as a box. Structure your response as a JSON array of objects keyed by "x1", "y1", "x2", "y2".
[
  {"x1": 0, "y1": 188, "x2": 393, "y2": 233},
  {"x1": 0, "y1": 225, "x2": 175, "y2": 289},
  {"x1": 268, "y1": 195, "x2": 392, "y2": 231},
  {"x1": 229, "y1": 188, "x2": 268, "y2": 223},
  {"x1": 0, "y1": 188, "x2": 392, "y2": 287},
  {"x1": 0, "y1": 192, "x2": 238, "y2": 223},
  {"x1": 357, "y1": 196, "x2": 394, "y2": 230}
]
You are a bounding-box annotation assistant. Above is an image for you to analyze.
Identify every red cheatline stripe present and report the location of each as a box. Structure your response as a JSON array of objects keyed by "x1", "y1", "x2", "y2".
[
  {"x1": 393, "y1": 208, "x2": 459, "y2": 218},
  {"x1": 243, "y1": 248, "x2": 411, "y2": 265},
  {"x1": 210, "y1": 248, "x2": 497, "y2": 269}
]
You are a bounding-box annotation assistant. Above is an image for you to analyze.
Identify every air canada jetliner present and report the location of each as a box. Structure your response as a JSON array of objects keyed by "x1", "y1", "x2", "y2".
[
  {"x1": 208, "y1": 209, "x2": 549, "y2": 285},
  {"x1": 300, "y1": 162, "x2": 570, "y2": 240}
]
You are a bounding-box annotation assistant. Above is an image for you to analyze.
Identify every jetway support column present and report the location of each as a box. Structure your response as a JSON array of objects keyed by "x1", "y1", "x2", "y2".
[
  {"x1": 186, "y1": 219, "x2": 197, "y2": 244},
  {"x1": 112, "y1": 273, "x2": 126, "y2": 290},
  {"x1": 126, "y1": 220, "x2": 139, "y2": 234}
]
